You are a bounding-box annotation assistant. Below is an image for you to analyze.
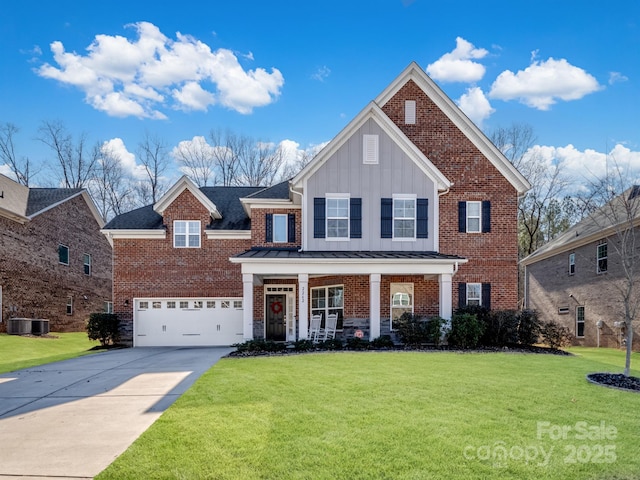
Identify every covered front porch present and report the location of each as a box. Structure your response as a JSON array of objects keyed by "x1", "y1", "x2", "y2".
[{"x1": 231, "y1": 250, "x2": 467, "y2": 342}]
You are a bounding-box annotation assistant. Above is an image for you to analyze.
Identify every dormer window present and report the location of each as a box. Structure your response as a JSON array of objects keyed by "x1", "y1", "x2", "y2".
[{"x1": 174, "y1": 220, "x2": 201, "y2": 248}]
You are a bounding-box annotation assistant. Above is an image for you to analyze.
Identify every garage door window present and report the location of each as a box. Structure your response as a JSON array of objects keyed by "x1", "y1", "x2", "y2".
[
  {"x1": 139, "y1": 301, "x2": 148, "y2": 309},
  {"x1": 207, "y1": 301, "x2": 216, "y2": 308},
  {"x1": 180, "y1": 301, "x2": 189, "y2": 308},
  {"x1": 174, "y1": 221, "x2": 201, "y2": 248},
  {"x1": 152, "y1": 301, "x2": 161, "y2": 308},
  {"x1": 167, "y1": 301, "x2": 176, "y2": 308},
  {"x1": 194, "y1": 301, "x2": 203, "y2": 308}
]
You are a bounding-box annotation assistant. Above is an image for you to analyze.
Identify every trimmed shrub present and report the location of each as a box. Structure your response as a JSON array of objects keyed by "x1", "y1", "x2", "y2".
[
  {"x1": 346, "y1": 337, "x2": 370, "y2": 350},
  {"x1": 233, "y1": 339, "x2": 286, "y2": 353},
  {"x1": 485, "y1": 309, "x2": 519, "y2": 346},
  {"x1": 293, "y1": 339, "x2": 315, "y2": 351},
  {"x1": 319, "y1": 338, "x2": 344, "y2": 350},
  {"x1": 86, "y1": 313, "x2": 120, "y2": 346},
  {"x1": 394, "y1": 313, "x2": 444, "y2": 346},
  {"x1": 517, "y1": 309, "x2": 541, "y2": 346},
  {"x1": 540, "y1": 321, "x2": 573, "y2": 349},
  {"x1": 370, "y1": 335, "x2": 395, "y2": 349},
  {"x1": 447, "y1": 313, "x2": 484, "y2": 349}
]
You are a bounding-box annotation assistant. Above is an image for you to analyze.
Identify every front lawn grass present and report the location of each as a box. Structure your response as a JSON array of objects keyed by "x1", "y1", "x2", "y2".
[
  {"x1": 0, "y1": 332, "x2": 99, "y2": 374},
  {"x1": 98, "y1": 348, "x2": 640, "y2": 480}
]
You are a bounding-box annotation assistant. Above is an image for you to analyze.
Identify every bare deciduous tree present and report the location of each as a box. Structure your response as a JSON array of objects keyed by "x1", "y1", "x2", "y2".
[
  {"x1": 137, "y1": 132, "x2": 170, "y2": 203},
  {"x1": 89, "y1": 146, "x2": 133, "y2": 222},
  {"x1": 172, "y1": 136, "x2": 216, "y2": 187},
  {"x1": 37, "y1": 120, "x2": 99, "y2": 188},
  {"x1": 235, "y1": 140, "x2": 286, "y2": 187},
  {"x1": 0, "y1": 122, "x2": 36, "y2": 186},
  {"x1": 208, "y1": 129, "x2": 240, "y2": 187}
]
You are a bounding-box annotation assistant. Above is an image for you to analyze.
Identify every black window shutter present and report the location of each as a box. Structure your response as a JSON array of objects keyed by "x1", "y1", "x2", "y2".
[
  {"x1": 265, "y1": 213, "x2": 273, "y2": 242},
  {"x1": 350, "y1": 198, "x2": 362, "y2": 239},
  {"x1": 288, "y1": 213, "x2": 296, "y2": 243},
  {"x1": 314, "y1": 198, "x2": 326, "y2": 238},
  {"x1": 458, "y1": 282, "x2": 467, "y2": 308},
  {"x1": 482, "y1": 283, "x2": 491, "y2": 310},
  {"x1": 482, "y1": 200, "x2": 491, "y2": 233},
  {"x1": 458, "y1": 201, "x2": 467, "y2": 233},
  {"x1": 381, "y1": 198, "x2": 392, "y2": 238},
  {"x1": 417, "y1": 198, "x2": 428, "y2": 238}
]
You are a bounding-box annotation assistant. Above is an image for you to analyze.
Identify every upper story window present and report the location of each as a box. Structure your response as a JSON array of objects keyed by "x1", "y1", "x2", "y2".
[
  {"x1": 466, "y1": 283, "x2": 482, "y2": 306},
  {"x1": 83, "y1": 254, "x2": 92, "y2": 276},
  {"x1": 393, "y1": 197, "x2": 416, "y2": 239},
  {"x1": 458, "y1": 201, "x2": 491, "y2": 233},
  {"x1": 568, "y1": 253, "x2": 575, "y2": 275},
  {"x1": 174, "y1": 220, "x2": 201, "y2": 248},
  {"x1": 273, "y1": 214, "x2": 288, "y2": 243},
  {"x1": 326, "y1": 197, "x2": 349, "y2": 239},
  {"x1": 58, "y1": 244, "x2": 69, "y2": 265},
  {"x1": 597, "y1": 242, "x2": 607, "y2": 273}
]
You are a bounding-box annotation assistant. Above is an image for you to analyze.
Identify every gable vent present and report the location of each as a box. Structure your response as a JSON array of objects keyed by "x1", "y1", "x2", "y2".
[
  {"x1": 404, "y1": 100, "x2": 416, "y2": 125},
  {"x1": 363, "y1": 134, "x2": 379, "y2": 165}
]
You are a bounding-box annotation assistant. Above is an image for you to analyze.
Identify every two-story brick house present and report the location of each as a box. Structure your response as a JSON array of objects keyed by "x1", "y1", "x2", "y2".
[
  {"x1": 0, "y1": 174, "x2": 112, "y2": 332},
  {"x1": 522, "y1": 186, "x2": 640, "y2": 350},
  {"x1": 103, "y1": 62, "x2": 530, "y2": 347}
]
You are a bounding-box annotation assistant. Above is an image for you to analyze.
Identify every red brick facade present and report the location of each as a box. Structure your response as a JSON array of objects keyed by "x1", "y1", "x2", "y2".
[{"x1": 0, "y1": 195, "x2": 112, "y2": 332}]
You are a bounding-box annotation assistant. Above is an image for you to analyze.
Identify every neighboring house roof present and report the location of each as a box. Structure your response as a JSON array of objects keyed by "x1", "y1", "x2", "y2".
[
  {"x1": 0, "y1": 174, "x2": 104, "y2": 227},
  {"x1": 292, "y1": 101, "x2": 452, "y2": 191},
  {"x1": 375, "y1": 62, "x2": 531, "y2": 195},
  {"x1": 521, "y1": 186, "x2": 640, "y2": 266}
]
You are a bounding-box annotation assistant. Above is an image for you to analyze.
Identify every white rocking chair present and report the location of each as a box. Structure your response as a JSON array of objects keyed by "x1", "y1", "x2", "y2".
[
  {"x1": 309, "y1": 314, "x2": 322, "y2": 343},
  {"x1": 320, "y1": 313, "x2": 338, "y2": 341}
]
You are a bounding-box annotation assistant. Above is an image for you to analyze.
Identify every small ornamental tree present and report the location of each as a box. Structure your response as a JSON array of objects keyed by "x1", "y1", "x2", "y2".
[{"x1": 87, "y1": 313, "x2": 120, "y2": 347}]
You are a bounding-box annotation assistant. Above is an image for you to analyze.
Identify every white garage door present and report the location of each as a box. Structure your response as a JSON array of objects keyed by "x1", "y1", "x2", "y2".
[{"x1": 134, "y1": 298, "x2": 244, "y2": 347}]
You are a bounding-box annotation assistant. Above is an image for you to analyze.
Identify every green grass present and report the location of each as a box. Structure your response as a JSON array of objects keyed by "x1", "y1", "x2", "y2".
[
  {"x1": 98, "y1": 348, "x2": 640, "y2": 480},
  {"x1": 0, "y1": 332, "x2": 99, "y2": 374}
]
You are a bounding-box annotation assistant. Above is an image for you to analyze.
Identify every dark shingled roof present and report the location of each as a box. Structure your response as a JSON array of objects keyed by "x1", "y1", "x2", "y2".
[
  {"x1": 234, "y1": 249, "x2": 466, "y2": 261},
  {"x1": 244, "y1": 180, "x2": 291, "y2": 200},
  {"x1": 103, "y1": 185, "x2": 264, "y2": 231},
  {"x1": 26, "y1": 188, "x2": 84, "y2": 216}
]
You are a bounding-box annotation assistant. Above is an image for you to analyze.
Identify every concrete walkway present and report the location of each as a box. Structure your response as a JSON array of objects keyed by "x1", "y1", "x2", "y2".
[{"x1": 0, "y1": 346, "x2": 232, "y2": 479}]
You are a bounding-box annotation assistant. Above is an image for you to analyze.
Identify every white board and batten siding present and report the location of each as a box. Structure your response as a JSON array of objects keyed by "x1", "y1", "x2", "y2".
[{"x1": 134, "y1": 298, "x2": 243, "y2": 347}]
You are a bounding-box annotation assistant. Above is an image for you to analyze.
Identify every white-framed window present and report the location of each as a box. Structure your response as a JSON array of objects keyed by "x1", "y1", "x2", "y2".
[
  {"x1": 311, "y1": 285, "x2": 344, "y2": 330},
  {"x1": 326, "y1": 197, "x2": 349, "y2": 239},
  {"x1": 390, "y1": 283, "x2": 413, "y2": 329},
  {"x1": 104, "y1": 301, "x2": 113, "y2": 313},
  {"x1": 404, "y1": 100, "x2": 416, "y2": 125},
  {"x1": 194, "y1": 301, "x2": 203, "y2": 309},
  {"x1": 139, "y1": 301, "x2": 149, "y2": 309},
  {"x1": 466, "y1": 201, "x2": 482, "y2": 233},
  {"x1": 167, "y1": 301, "x2": 176, "y2": 309},
  {"x1": 152, "y1": 301, "x2": 161, "y2": 309},
  {"x1": 234, "y1": 300, "x2": 243, "y2": 309},
  {"x1": 179, "y1": 301, "x2": 189, "y2": 309},
  {"x1": 66, "y1": 296, "x2": 73, "y2": 315},
  {"x1": 466, "y1": 283, "x2": 482, "y2": 306},
  {"x1": 576, "y1": 306, "x2": 585, "y2": 337},
  {"x1": 273, "y1": 214, "x2": 288, "y2": 243},
  {"x1": 174, "y1": 220, "x2": 201, "y2": 248},
  {"x1": 393, "y1": 196, "x2": 416, "y2": 239},
  {"x1": 221, "y1": 301, "x2": 230, "y2": 309},
  {"x1": 83, "y1": 254, "x2": 91, "y2": 275},
  {"x1": 569, "y1": 253, "x2": 575, "y2": 275},
  {"x1": 206, "y1": 301, "x2": 216, "y2": 308},
  {"x1": 597, "y1": 242, "x2": 607, "y2": 273},
  {"x1": 58, "y1": 244, "x2": 69, "y2": 265}
]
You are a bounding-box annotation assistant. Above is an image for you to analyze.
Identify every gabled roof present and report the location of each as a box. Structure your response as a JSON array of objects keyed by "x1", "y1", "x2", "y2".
[
  {"x1": 376, "y1": 62, "x2": 531, "y2": 195},
  {"x1": 26, "y1": 188, "x2": 84, "y2": 216},
  {"x1": 521, "y1": 186, "x2": 640, "y2": 266},
  {"x1": 292, "y1": 102, "x2": 451, "y2": 191},
  {"x1": 154, "y1": 175, "x2": 222, "y2": 219},
  {"x1": 244, "y1": 180, "x2": 291, "y2": 200}
]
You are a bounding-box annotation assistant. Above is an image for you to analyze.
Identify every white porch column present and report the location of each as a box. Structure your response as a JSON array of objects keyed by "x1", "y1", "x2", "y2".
[
  {"x1": 439, "y1": 273, "x2": 453, "y2": 320},
  {"x1": 298, "y1": 273, "x2": 309, "y2": 339},
  {"x1": 369, "y1": 273, "x2": 381, "y2": 340},
  {"x1": 242, "y1": 273, "x2": 254, "y2": 340}
]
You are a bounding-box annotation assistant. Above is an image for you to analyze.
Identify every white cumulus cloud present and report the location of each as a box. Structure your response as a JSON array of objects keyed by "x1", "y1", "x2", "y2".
[
  {"x1": 456, "y1": 87, "x2": 495, "y2": 128},
  {"x1": 36, "y1": 22, "x2": 284, "y2": 118},
  {"x1": 489, "y1": 57, "x2": 601, "y2": 110},
  {"x1": 101, "y1": 138, "x2": 148, "y2": 180},
  {"x1": 426, "y1": 37, "x2": 488, "y2": 83}
]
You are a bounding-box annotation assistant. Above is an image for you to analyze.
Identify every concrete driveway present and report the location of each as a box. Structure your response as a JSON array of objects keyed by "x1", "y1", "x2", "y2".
[{"x1": 0, "y1": 346, "x2": 232, "y2": 480}]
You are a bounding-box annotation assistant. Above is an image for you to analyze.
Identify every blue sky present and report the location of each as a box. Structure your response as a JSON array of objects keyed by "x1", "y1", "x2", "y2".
[{"x1": 1, "y1": 0, "x2": 639, "y2": 187}]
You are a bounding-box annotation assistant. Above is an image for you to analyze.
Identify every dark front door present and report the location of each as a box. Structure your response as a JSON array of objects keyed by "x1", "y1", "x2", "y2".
[{"x1": 266, "y1": 294, "x2": 286, "y2": 341}]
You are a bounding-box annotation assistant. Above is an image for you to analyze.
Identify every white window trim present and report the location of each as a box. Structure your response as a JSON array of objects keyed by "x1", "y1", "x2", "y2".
[
  {"x1": 576, "y1": 306, "x2": 585, "y2": 338},
  {"x1": 273, "y1": 213, "x2": 288, "y2": 243},
  {"x1": 66, "y1": 296, "x2": 73, "y2": 315},
  {"x1": 597, "y1": 242, "x2": 607, "y2": 274},
  {"x1": 83, "y1": 253, "x2": 92, "y2": 276},
  {"x1": 173, "y1": 220, "x2": 201, "y2": 248},
  {"x1": 392, "y1": 194, "x2": 417, "y2": 241},
  {"x1": 467, "y1": 283, "x2": 482, "y2": 306},
  {"x1": 311, "y1": 284, "x2": 344, "y2": 330},
  {"x1": 59, "y1": 244, "x2": 70, "y2": 266},
  {"x1": 325, "y1": 194, "x2": 350, "y2": 241},
  {"x1": 466, "y1": 201, "x2": 482, "y2": 234},
  {"x1": 568, "y1": 253, "x2": 575, "y2": 276},
  {"x1": 390, "y1": 282, "x2": 414, "y2": 330}
]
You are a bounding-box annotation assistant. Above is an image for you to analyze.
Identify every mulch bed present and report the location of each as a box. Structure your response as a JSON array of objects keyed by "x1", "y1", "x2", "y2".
[{"x1": 587, "y1": 373, "x2": 640, "y2": 393}]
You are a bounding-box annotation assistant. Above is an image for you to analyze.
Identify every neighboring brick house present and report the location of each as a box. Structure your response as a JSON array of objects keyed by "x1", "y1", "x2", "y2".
[
  {"x1": 0, "y1": 174, "x2": 112, "y2": 333},
  {"x1": 103, "y1": 62, "x2": 530, "y2": 347},
  {"x1": 522, "y1": 186, "x2": 640, "y2": 350}
]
